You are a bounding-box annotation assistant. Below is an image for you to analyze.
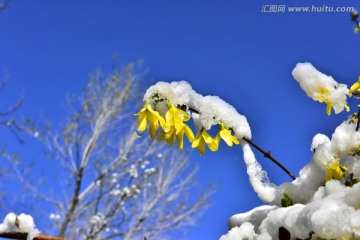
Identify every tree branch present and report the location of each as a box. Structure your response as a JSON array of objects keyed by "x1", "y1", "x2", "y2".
[
  {"x1": 242, "y1": 137, "x2": 296, "y2": 180},
  {"x1": 188, "y1": 106, "x2": 296, "y2": 180},
  {"x1": 0, "y1": 232, "x2": 67, "y2": 240},
  {"x1": 356, "y1": 109, "x2": 360, "y2": 131},
  {"x1": 57, "y1": 166, "x2": 84, "y2": 237}
]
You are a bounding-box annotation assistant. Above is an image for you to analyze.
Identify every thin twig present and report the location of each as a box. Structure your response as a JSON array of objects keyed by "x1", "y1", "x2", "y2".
[
  {"x1": 0, "y1": 232, "x2": 68, "y2": 240},
  {"x1": 242, "y1": 137, "x2": 296, "y2": 180},
  {"x1": 0, "y1": 98, "x2": 23, "y2": 116},
  {"x1": 187, "y1": 106, "x2": 296, "y2": 180},
  {"x1": 356, "y1": 109, "x2": 360, "y2": 131},
  {"x1": 188, "y1": 107, "x2": 199, "y2": 114}
]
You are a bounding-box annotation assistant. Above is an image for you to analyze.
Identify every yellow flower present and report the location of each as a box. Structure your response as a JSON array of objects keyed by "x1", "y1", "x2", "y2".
[
  {"x1": 176, "y1": 124, "x2": 195, "y2": 149},
  {"x1": 157, "y1": 129, "x2": 176, "y2": 146},
  {"x1": 355, "y1": 26, "x2": 360, "y2": 33},
  {"x1": 325, "y1": 160, "x2": 348, "y2": 182},
  {"x1": 192, "y1": 128, "x2": 218, "y2": 155},
  {"x1": 314, "y1": 87, "x2": 333, "y2": 116},
  {"x1": 216, "y1": 122, "x2": 239, "y2": 147},
  {"x1": 163, "y1": 101, "x2": 190, "y2": 132},
  {"x1": 349, "y1": 76, "x2": 360, "y2": 94},
  {"x1": 161, "y1": 101, "x2": 194, "y2": 149},
  {"x1": 134, "y1": 102, "x2": 165, "y2": 138}
]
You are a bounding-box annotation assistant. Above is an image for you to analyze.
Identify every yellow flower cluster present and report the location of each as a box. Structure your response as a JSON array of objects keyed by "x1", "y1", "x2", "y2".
[{"x1": 134, "y1": 100, "x2": 240, "y2": 155}]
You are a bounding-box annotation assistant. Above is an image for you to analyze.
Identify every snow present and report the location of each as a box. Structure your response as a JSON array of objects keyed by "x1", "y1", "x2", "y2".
[
  {"x1": 228, "y1": 205, "x2": 277, "y2": 231},
  {"x1": 222, "y1": 181, "x2": 360, "y2": 239},
  {"x1": 221, "y1": 63, "x2": 360, "y2": 239},
  {"x1": 129, "y1": 164, "x2": 138, "y2": 178},
  {"x1": 310, "y1": 133, "x2": 330, "y2": 152},
  {"x1": 241, "y1": 142, "x2": 282, "y2": 204},
  {"x1": 49, "y1": 213, "x2": 61, "y2": 220},
  {"x1": 292, "y1": 62, "x2": 349, "y2": 114},
  {"x1": 141, "y1": 64, "x2": 360, "y2": 240},
  {"x1": 222, "y1": 116, "x2": 360, "y2": 238},
  {"x1": 0, "y1": 213, "x2": 40, "y2": 240},
  {"x1": 143, "y1": 81, "x2": 251, "y2": 140},
  {"x1": 219, "y1": 222, "x2": 256, "y2": 240}
]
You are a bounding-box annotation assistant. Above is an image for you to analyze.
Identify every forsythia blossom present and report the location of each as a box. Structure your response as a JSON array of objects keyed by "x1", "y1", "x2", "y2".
[
  {"x1": 217, "y1": 121, "x2": 239, "y2": 147},
  {"x1": 134, "y1": 81, "x2": 251, "y2": 154},
  {"x1": 349, "y1": 76, "x2": 360, "y2": 95},
  {"x1": 162, "y1": 101, "x2": 194, "y2": 149},
  {"x1": 292, "y1": 62, "x2": 350, "y2": 115},
  {"x1": 191, "y1": 128, "x2": 218, "y2": 155},
  {"x1": 325, "y1": 159, "x2": 347, "y2": 182},
  {"x1": 134, "y1": 102, "x2": 165, "y2": 138}
]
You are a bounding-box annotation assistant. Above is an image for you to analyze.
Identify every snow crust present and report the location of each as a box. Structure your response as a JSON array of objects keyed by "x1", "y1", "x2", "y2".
[
  {"x1": 220, "y1": 222, "x2": 257, "y2": 240},
  {"x1": 222, "y1": 180, "x2": 360, "y2": 240},
  {"x1": 144, "y1": 81, "x2": 251, "y2": 140},
  {"x1": 0, "y1": 213, "x2": 40, "y2": 240},
  {"x1": 292, "y1": 62, "x2": 349, "y2": 114}
]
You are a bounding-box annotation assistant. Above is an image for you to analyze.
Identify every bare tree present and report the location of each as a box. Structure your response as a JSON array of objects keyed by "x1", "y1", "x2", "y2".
[{"x1": 13, "y1": 63, "x2": 210, "y2": 239}]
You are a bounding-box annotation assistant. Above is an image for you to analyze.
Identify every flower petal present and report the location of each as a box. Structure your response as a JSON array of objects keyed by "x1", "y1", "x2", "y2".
[
  {"x1": 157, "y1": 130, "x2": 166, "y2": 142},
  {"x1": 166, "y1": 133, "x2": 175, "y2": 146},
  {"x1": 184, "y1": 125, "x2": 195, "y2": 142},
  {"x1": 176, "y1": 130, "x2": 185, "y2": 150},
  {"x1": 138, "y1": 114, "x2": 147, "y2": 132},
  {"x1": 197, "y1": 138, "x2": 206, "y2": 155},
  {"x1": 220, "y1": 129, "x2": 234, "y2": 146},
  {"x1": 192, "y1": 134, "x2": 202, "y2": 148},
  {"x1": 326, "y1": 102, "x2": 332, "y2": 116},
  {"x1": 202, "y1": 129, "x2": 214, "y2": 144},
  {"x1": 349, "y1": 77, "x2": 360, "y2": 94}
]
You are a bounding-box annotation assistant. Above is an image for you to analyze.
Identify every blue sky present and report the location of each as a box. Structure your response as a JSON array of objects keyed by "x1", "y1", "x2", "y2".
[{"x1": 1, "y1": 1, "x2": 360, "y2": 239}]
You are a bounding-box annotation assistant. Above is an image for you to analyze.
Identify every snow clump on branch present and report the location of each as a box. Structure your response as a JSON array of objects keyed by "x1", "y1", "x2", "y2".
[
  {"x1": 136, "y1": 81, "x2": 251, "y2": 155},
  {"x1": 0, "y1": 213, "x2": 40, "y2": 240},
  {"x1": 292, "y1": 62, "x2": 350, "y2": 115}
]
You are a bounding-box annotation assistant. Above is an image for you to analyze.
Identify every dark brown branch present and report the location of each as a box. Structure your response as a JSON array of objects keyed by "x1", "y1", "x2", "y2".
[
  {"x1": 186, "y1": 105, "x2": 296, "y2": 180},
  {"x1": 57, "y1": 166, "x2": 84, "y2": 237},
  {"x1": 0, "y1": 98, "x2": 23, "y2": 116},
  {"x1": 242, "y1": 137, "x2": 296, "y2": 180},
  {"x1": 351, "y1": 10, "x2": 360, "y2": 27},
  {"x1": 356, "y1": 110, "x2": 360, "y2": 131},
  {"x1": 0, "y1": 232, "x2": 68, "y2": 240},
  {"x1": 188, "y1": 107, "x2": 199, "y2": 114}
]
